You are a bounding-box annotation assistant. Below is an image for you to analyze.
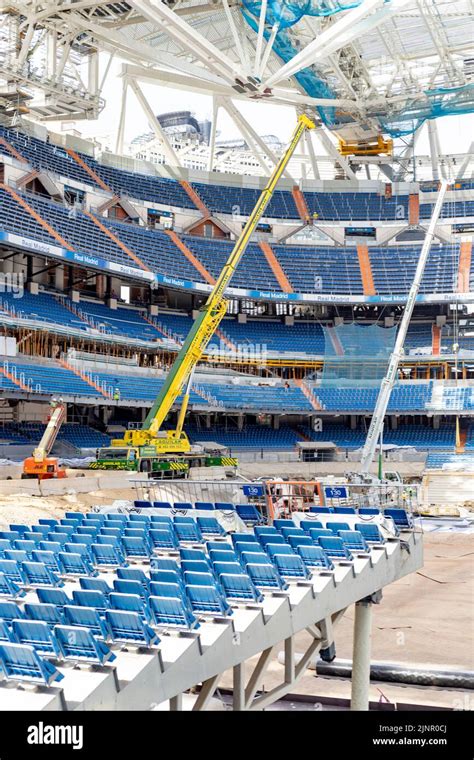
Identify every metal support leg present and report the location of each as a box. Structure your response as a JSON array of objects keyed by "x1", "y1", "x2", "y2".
[
  {"x1": 350, "y1": 601, "x2": 372, "y2": 711},
  {"x1": 284, "y1": 636, "x2": 295, "y2": 683},
  {"x1": 170, "y1": 693, "x2": 183, "y2": 711},
  {"x1": 233, "y1": 663, "x2": 245, "y2": 711}
]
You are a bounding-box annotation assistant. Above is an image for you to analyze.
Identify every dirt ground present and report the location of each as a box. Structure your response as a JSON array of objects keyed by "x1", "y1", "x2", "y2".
[{"x1": 0, "y1": 491, "x2": 472, "y2": 708}]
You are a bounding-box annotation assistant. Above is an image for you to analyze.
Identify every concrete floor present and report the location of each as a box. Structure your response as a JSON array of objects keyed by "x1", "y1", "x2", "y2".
[{"x1": 219, "y1": 531, "x2": 474, "y2": 710}]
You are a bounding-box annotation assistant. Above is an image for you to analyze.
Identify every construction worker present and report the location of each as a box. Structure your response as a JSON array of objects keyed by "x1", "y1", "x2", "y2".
[{"x1": 113, "y1": 387, "x2": 121, "y2": 401}]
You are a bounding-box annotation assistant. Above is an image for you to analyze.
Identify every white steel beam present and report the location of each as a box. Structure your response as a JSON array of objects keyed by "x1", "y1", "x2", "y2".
[
  {"x1": 254, "y1": 0, "x2": 268, "y2": 77},
  {"x1": 128, "y1": 78, "x2": 182, "y2": 169},
  {"x1": 130, "y1": 0, "x2": 245, "y2": 85},
  {"x1": 115, "y1": 77, "x2": 128, "y2": 155},
  {"x1": 207, "y1": 96, "x2": 219, "y2": 173},
  {"x1": 263, "y1": 0, "x2": 413, "y2": 89}
]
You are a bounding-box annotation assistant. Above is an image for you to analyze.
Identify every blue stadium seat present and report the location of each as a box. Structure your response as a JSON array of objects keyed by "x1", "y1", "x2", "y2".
[
  {"x1": 113, "y1": 579, "x2": 147, "y2": 600},
  {"x1": 174, "y1": 523, "x2": 204, "y2": 543},
  {"x1": 0, "y1": 560, "x2": 26, "y2": 585},
  {"x1": 355, "y1": 523, "x2": 385, "y2": 543},
  {"x1": 254, "y1": 526, "x2": 279, "y2": 537},
  {"x1": 338, "y1": 530, "x2": 370, "y2": 552},
  {"x1": 319, "y1": 536, "x2": 353, "y2": 560},
  {"x1": 308, "y1": 528, "x2": 334, "y2": 542},
  {"x1": 174, "y1": 503, "x2": 194, "y2": 511},
  {"x1": 72, "y1": 589, "x2": 109, "y2": 614},
  {"x1": 116, "y1": 567, "x2": 150, "y2": 591},
  {"x1": 333, "y1": 507, "x2": 357, "y2": 514},
  {"x1": 149, "y1": 529, "x2": 179, "y2": 550},
  {"x1": 273, "y1": 519, "x2": 296, "y2": 530},
  {"x1": 179, "y1": 548, "x2": 208, "y2": 563},
  {"x1": 259, "y1": 535, "x2": 286, "y2": 548},
  {"x1": 11, "y1": 619, "x2": 61, "y2": 657},
  {"x1": 288, "y1": 535, "x2": 313, "y2": 549},
  {"x1": 234, "y1": 542, "x2": 266, "y2": 557},
  {"x1": 149, "y1": 596, "x2": 199, "y2": 629},
  {"x1": 209, "y1": 550, "x2": 240, "y2": 565},
  {"x1": 39, "y1": 541, "x2": 62, "y2": 554},
  {"x1": 195, "y1": 502, "x2": 215, "y2": 511},
  {"x1": 24, "y1": 603, "x2": 63, "y2": 626},
  {"x1": 58, "y1": 552, "x2": 97, "y2": 578},
  {"x1": 274, "y1": 554, "x2": 310, "y2": 579},
  {"x1": 359, "y1": 508, "x2": 380, "y2": 515},
  {"x1": 212, "y1": 562, "x2": 242, "y2": 578},
  {"x1": 0, "y1": 643, "x2": 63, "y2": 685},
  {"x1": 296, "y1": 545, "x2": 334, "y2": 570},
  {"x1": 325, "y1": 522, "x2": 351, "y2": 534},
  {"x1": 181, "y1": 561, "x2": 212, "y2": 576},
  {"x1": 240, "y1": 551, "x2": 272, "y2": 568},
  {"x1": 186, "y1": 585, "x2": 232, "y2": 616},
  {"x1": 235, "y1": 505, "x2": 264, "y2": 525},
  {"x1": 384, "y1": 509, "x2": 414, "y2": 529},
  {"x1": 231, "y1": 533, "x2": 258, "y2": 545},
  {"x1": 196, "y1": 517, "x2": 226, "y2": 536},
  {"x1": 0, "y1": 572, "x2": 25, "y2": 599},
  {"x1": 0, "y1": 601, "x2": 24, "y2": 622},
  {"x1": 36, "y1": 587, "x2": 70, "y2": 608},
  {"x1": 309, "y1": 507, "x2": 334, "y2": 514},
  {"x1": 22, "y1": 561, "x2": 64, "y2": 588},
  {"x1": 105, "y1": 610, "x2": 159, "y2": 646},
  {"x1": 31, "y1": 550, "x2": 61, "y2": 572},
  {"x1": 280, "y1": 527, "x2": 306, "y2": 540},
  {"x1": 79, "y1": 577, "x2": 112, "y2": 595},
  {"x1": 55, "y1": 625, "x2": 116, "y2": 665},
  {"x1": 150, "y1": 515, "x2": 173, "y2": 526},
  {"x1": 122, "y1": 536, "x2": 151, "y2": 559},
  {"x1": 38, "y1": 519, "x2": 58, "y2": 527},
  {"x1": 220, "y1": 574, "x2": 264, "y2": 602},
  {"x1": 63, "y1": 606, "x2": 111, "y2": 640},
  {"x1": 109, "y1": 592, "x2": 151, "y2": 623},
  {"x1": 247, "y1": 563, "x2": 288, "y2": 590},
  {"x1": 0, "y1": 620, "x2": 16, "y2": 642},
  {"x1": 266, "y1": 544, "x2": 295, "y2": 559},
  {"x1": 91, "y1": 543, "x2": 127, "y2": 568},
  {"x1": 64, "y1": 542, "x2": 92, "y2": 559},
  {"x1": 149, "y1": 582, "x2": 187, "y2": 605},
  {"x1": 214, "y1": 503, "x2": 235, "y2": 511}
]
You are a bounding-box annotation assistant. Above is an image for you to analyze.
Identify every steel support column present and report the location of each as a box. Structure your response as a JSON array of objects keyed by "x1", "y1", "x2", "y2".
[{"x1": 350, "y1": 600, "x2": 373, "y2": 711}]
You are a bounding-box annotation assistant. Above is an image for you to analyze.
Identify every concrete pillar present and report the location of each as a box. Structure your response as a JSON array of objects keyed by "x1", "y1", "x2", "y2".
[
  {"x1": 149, "y1": 304, "x2": 158, "y2": 317},
  {"x1": 273, "y1": 416, "x2": 280, "y2": 430},
  {"x1": 391, "y1": 416, "x2": 398, "y2": 430},
  {"x1": 433, "y1": 416, "x2": 440, "y2": 430},
  {"x1": 237, "y1": 415, "x2": 244, "y2": 431},
  {"x1": 350, "y1": 415, "x2": 357, "y2": 430},
  {"x1": 350, "y1": 600, "x2": 373, "y2": 711},
  {"x1": 54, "y1": 266, "x2": 65, "y2": 292}
]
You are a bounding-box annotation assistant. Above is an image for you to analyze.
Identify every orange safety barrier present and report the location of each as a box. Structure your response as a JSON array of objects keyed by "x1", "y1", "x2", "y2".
[
  {"x1": 259, "y1": 241, "x2": 293, "y2": 293},
  {"x1": 84, "y1": 211, "x2": 151, "y2": 273},
  {"x1": 0, "y1": 136, "x2": 27, "y2": 164},
  {"x1": 66, "y1": 149, "x2": 112, "y2": 193},
  {"x1": 180, "y1": 180, "x2": 210, "y2": 217},
  {"x1": 165, "y1": 229, "x2": 215, "y2": 285},
  {"x1": 431, "y1": 324, "x2": 441, "y2": 356},
  {"x1": 356, "y1": 244, "x2": 376, "y2": 296},
  {"x1": 457, "y1": 241, "x2": 472, "y2": 292},
  {"x1": 58, "y1": 358, "x2": 111, "y2": 398},
  {"x1": 408, "y1": 194, "x2": 419, "y2": 226},
  {"x1": 295, "y1": 379, "x2": 322, "y2": 410},
  {"x1": 292, "y1": 185, "x2": 310, "y2": 222}
]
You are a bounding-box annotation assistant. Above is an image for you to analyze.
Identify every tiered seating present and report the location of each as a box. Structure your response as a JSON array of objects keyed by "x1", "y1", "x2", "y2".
[
  {"x1": 0, "y1": 422, "x2": 110, "y2": 449},
  {"x1": 370, "y1": 245, "x2": 460, "y2": 294},
  {"x1": 63, "y1": 298, "x2": 163, "y2": 342},
  {"x1": 0, "y1": 505, "x2": 415, "y2": 688},
  {"x1": 404, "y1": 323, "x2": 434, "y2": 352},
  {"x1": 190, "y1": 182, "x2": 298, "y2": 219},
  {"x1": 425, "y1": 451, "x2": 474, "y2": 468},
  {"x1": 420, "y1": 200, "x2": 474, "y2": 219},
  {"x1": 183, "y1": 236, "x2": 281, "y2": 291},
  {"x1": 187, "y1": 424, "x2": 299, "y2": 449},
  {"x1": 1, "y1": 359, "x2": 97, "y2": 396},
  {"x1": 314, "y1": 382, "x2": 433, "y2": 411},
  {"x1": 274, "y1": 244, "x2": 363, "y2": 294},
  {"x1": 304, "y1": 191, "x2": 409, "y2": 221},
  {"x1": 0, "y1": 290, "x2": 85, "y2": 331}
]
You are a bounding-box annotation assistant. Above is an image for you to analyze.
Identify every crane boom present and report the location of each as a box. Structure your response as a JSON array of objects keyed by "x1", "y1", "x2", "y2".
[
  {"x1": 359, "y1": 181, "x2": 448, "y2": 474},
  {"x1": 123, "y1": 114, "x2": 315, "y2": 447}
]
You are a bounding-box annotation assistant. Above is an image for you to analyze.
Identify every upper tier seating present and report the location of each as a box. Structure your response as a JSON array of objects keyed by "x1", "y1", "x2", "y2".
[{"x1": 0, "y1": 188, "x2": 466, "y2": 297}]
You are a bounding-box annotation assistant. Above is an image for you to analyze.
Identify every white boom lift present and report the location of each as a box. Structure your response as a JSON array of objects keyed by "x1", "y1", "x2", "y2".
[{"x1": 359, "y1": 181, "x2": 449, "y2": 475}]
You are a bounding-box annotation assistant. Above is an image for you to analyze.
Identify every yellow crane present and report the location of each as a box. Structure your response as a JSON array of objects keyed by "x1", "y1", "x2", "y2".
[{"x1": 109, "y1": 114, "x2": 315, "y2": 462}]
